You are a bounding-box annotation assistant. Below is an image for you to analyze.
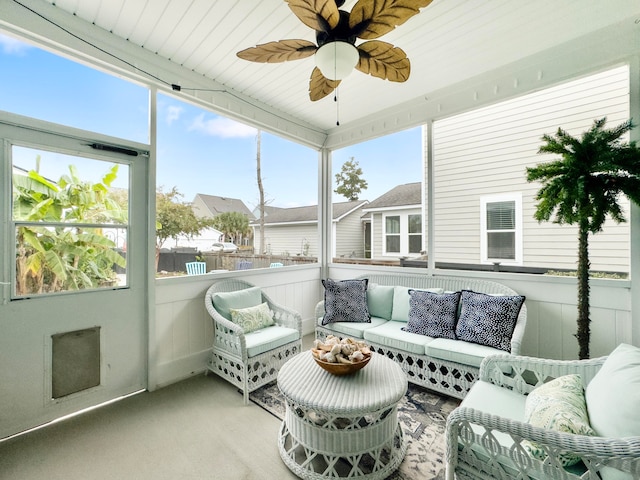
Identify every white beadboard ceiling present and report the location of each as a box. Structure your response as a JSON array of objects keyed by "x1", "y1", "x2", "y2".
[{"x1": 4, "y1": 0, "x2": 640, "y2": 148}]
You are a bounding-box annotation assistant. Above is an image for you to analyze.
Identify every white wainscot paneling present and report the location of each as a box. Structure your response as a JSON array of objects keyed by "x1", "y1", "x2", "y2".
[
  {"x1": 328, "y1": 265, "x2": 633, "y2": 361},
  {"x1": 152, "y1": 266, "x2": 322, "y2": 389}
]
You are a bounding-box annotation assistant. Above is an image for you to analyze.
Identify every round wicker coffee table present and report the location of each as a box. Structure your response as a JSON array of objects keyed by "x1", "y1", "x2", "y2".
[{"x1": 277, "y1": 351, "x2": 408, "y2": 480}]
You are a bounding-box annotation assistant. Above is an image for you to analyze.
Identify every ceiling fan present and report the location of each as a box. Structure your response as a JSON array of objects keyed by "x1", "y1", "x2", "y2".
[{"x1": 237, "y1": 0, "x2": 433, "y2": 101}]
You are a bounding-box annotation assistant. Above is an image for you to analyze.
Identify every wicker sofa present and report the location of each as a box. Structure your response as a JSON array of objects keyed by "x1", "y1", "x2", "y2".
[
  {"x1": 446, "y1": 346, "x2": 640, "y2": 480},
  {"x1": 315, "y1": 273, "x2": 527, "y2": 400}
]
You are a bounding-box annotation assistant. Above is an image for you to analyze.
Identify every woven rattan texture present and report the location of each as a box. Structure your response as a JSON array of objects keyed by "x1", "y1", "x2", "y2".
[
  {"x1": 445, "y1": 354, "x2": 640, "y2": 480},
  {"x1": 205, "y1": 279, "x2": 302, "y2": 404},
  {"x1": 315, "y1": 274, "x2": 527, "y2": 400},
  {"x1": 277, "y1": 352, "x2": 408, "y2": 479}
]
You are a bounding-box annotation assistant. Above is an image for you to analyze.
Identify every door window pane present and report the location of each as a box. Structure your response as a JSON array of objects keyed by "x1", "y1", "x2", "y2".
[{"x1": 12, "y1": 147, "x2": 129, "y2": 297}]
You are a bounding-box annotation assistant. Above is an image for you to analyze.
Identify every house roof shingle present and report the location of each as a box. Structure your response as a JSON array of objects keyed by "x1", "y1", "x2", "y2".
[
  {"x1": 251, "y1": 200, "x2": 368, "y2": 225},
  {"x1": 364, "y1": 182, "x2": 422, "y2": 210},
  {"x1": 194, "y1": 193, "x2": 255, "y2": 220}
]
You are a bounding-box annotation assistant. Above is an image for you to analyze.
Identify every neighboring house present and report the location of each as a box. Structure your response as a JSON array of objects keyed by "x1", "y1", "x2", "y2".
[
  {"x1": 191, "y1": 193, "x2": 255, "y2": 248},
  {"x1": 192, "y1": 193, "x2": 255, "y2": 220},
  {"x1": 362, "y1": 183, "x2": 423, "y2": 260},
  {"x1": 251, "y1": 205, "x2": 285, "y2": 220},
  {"x1": 251, "y1": 200, "x2": 369, "y2": 258},
  {"x1": 428, "y1": 65, "x2": 630, "y2": 274}
]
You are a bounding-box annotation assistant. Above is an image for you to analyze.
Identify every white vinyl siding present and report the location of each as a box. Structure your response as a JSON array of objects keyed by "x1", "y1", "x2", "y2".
[
  {"x1": 256, "y1": 224, "x2": 318, "y2": 257},
  {"x1": 335, "y1": 209, "x2": 366, "y2": 258},
  {"x1": 432, "y1": 65, "x2": 630, "y2": 273}
]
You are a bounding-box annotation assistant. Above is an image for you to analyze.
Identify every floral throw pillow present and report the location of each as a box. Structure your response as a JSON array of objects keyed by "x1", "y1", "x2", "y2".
[
  {"x1": 455, "y1": 290, "x2": 525, "y2": 352},
  {"x1": 321, "y1": 278, "x2": 371, "y2": 325},
  {"x1": 523, "y1": 374, "x2": 595, "y2": 466},
  {"x1": 402, "y1": 290, "x2": 461, "y2": 339},
  {"x1": 229, "y1": 302, "x2": 275, "y2": 333}
]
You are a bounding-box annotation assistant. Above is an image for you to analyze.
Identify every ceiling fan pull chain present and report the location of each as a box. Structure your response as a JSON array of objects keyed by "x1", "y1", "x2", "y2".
[{"x1": 335, "y1": 86, "x2": 340, "y2": 126}]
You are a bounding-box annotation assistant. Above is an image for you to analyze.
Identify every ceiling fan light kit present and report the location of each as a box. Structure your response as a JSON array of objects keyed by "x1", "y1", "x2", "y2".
[
  {"x1": 237, "y1": 0, "x2": 433, "y2": 101},
  {"x1": 315, "y1": 41, "x2": 359, "y2": 80}
]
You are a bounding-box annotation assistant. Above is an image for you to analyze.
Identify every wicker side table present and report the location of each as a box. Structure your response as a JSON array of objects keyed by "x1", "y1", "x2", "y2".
[{"x1": 277, "y1": 351, "x2": 408, "y2": 480}]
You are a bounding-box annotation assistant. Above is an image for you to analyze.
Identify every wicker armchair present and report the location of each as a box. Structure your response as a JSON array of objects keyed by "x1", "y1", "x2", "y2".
[
  {"x1": 205, "y1": 279, "x2": 302, "y2": 404},
  {"x1": 446, "y1": 352, "x2": 640, "y2": 480}
]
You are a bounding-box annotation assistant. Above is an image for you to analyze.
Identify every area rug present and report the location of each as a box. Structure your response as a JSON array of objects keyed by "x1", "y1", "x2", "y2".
[{"x1": 250, "y1": 381, "x2": 461, "y2": 480}]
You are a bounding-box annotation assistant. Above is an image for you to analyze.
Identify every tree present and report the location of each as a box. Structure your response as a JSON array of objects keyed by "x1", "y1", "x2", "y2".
[
  {"x1": 155, "y1": 186, "x2": 214, "y2": 268},
  {"x1": 256, "y1": 130, "x2": 266, "y2": 254},
  {"x1": 211, "y1": 211, "x2": 251, "y2": 244},
  {"x1": 13, "y1": 162, "x2": 127, "y2": 295},
  {"x1": 335, "y1": 157, "x2": 368, "y2": 201},
  {"x1": 526, "y1": 117, "x2": 640, "y2": 359}
]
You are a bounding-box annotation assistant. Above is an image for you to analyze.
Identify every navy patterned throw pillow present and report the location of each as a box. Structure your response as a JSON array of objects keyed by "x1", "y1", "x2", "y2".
[
  {"x1": 321, "y1": 278, "x2": 371, "y2": 325},
  {"x1": 455, "y1": 290, "x2": 525, "y2": 352},
  {"x1": 402, "y1": 290, "x2": 461, "y2": 339}
]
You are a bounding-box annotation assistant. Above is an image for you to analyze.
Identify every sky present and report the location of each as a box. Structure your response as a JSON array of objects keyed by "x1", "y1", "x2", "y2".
[{"x1": 0, "y1": 33, "x2": 423, "y2": 210}]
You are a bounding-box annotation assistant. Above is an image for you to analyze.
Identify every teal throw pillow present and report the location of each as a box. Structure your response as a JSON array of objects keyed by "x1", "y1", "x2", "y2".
[
  {"x1": 523, "y1": 374, "x2": 595, "y2": 466},
  {"x1": 230, "y1": 302, "x2": 275, "y2": 333},
  {"x1": 366, "y1": 284, "x2": 394, "y2": 320},
  {"x1": 212, "y1": 286, "x2": 263, "y2": 320}
]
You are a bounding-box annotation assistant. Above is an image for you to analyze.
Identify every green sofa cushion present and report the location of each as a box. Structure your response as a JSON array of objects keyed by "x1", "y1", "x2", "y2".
[
  {"x1": 363, "y1": 320, "x2": 433, "y2": 354},
  {"x1": 366, "y1": 284, "x2": 394, "y2": 320},
  {"x1": 317, "y1": 316, "x2": 388, "y2": 339},
  {"x1": 425, "y1": 337, "x2": 504, "y2": 368}
]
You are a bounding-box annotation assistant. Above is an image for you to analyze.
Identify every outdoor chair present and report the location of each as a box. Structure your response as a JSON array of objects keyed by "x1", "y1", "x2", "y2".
[
  {"x1": 446, "y1": 344, "x2": 640, "y2": 480},
  {"x1": 185, "y1": 261, "x2": 206, "y2": 275},
  {"x1": 236, "y1": 260, "x2": 253, "y2": 270},
  {"x1": 204, "y1": 279, "x2": 302, "y2": 404}
]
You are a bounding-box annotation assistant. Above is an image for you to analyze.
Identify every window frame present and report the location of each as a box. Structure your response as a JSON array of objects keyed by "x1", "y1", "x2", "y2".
[
  {"x1": 408, "y1": 213, "x2": 422, "y2": 254},
  {"x1": 480, "y1": 193, "x2": 522, "y2": 265},
  {"x1": 381, "y1": 210, "x2": 423, "y2": 257},
  {"x1": 384, "y1": 214, "x2": 401, "y2": 254}
]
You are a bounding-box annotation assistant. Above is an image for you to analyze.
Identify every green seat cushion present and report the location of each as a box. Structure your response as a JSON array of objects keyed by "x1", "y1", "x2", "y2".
[
  {"x1": 245, "y1": 326, "x2": 299, "y2": 358},
  {"x1": 460, "y1": 379, "x2": 526, "y2": 449},
  {"x1": 363, "y1": 320, "x2": 433, "y2": 354},
  {"x1": 391, "y1": 286, "x2": 444, "y2": 322},
  {"x1": 425, "y1": 338, "x2": 504, "y2": 368},
  {"x1": 212, "y1": 286, "x2": 263, "y2": 320},
  {"x1": 585, "y1": 343, "x2": 640, "y2": 480},
  {"x1": 523, "y1": 374, "x2": 595, "y2": 466},
  {"x1": 366, "y1": 284, "x2": 394, "y2": 320},
  {"x1": 230, "y1": 302, "x2": 274, "y2": 333},
  {"x1": 317, "y1": 316, "x2": 388, "y2": 339}
]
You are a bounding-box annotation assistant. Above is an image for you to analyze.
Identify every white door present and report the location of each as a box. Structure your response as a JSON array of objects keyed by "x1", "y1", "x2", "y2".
[{"x1": 0, "y1": 118, "x2": 149, "y2": 438}]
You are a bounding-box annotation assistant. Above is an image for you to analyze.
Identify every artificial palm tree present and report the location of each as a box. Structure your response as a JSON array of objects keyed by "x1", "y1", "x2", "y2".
[{"x1": 527, "y1": 117, "x2": 640, "y2": 359}]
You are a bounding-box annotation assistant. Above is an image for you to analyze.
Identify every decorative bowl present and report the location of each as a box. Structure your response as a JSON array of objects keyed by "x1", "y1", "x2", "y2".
[{"x1": 313, "y1": 353, "x2": 371, "y2": 376}]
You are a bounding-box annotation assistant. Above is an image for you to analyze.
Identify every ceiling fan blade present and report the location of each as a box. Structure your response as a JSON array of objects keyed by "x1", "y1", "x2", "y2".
[
  {"x1": 349, "y1": 0, "x2": 433, "y2": 39},
  {"x1": 356, "y1": 40, "x2": 410, "y2": 82},
  {"x1": 237, "y1": 40, "x2": 317, "y2": 63},
  {"x1": 286, "y1": 0, "x2": 340, "y2": 33},
  {"x1": 309, "y1": 67, "x2": 340, "y2": 101}
]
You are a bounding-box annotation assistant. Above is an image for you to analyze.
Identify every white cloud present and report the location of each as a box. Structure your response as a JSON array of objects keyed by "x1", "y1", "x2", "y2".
[
  {"x1": 166, "y1": 105, "x2": 182, "y2": 125},
  {"x1": 0, "y1": 33, "x2": 30, "y2": 55},
  {"x1": 189, "y1": 113, "x2": 257, "y2": 138}
]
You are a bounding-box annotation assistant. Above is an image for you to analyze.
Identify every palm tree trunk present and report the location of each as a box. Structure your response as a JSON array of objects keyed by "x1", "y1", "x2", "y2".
[{"x1": 576, "y1": 220, "x2": 590, "y2": 359}]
